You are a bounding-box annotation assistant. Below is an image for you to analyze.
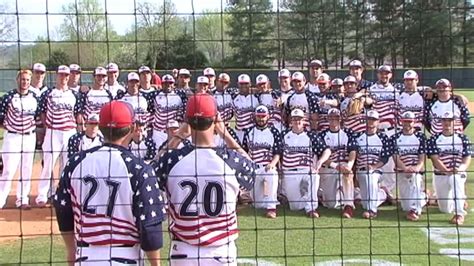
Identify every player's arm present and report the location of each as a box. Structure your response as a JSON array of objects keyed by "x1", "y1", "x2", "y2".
[
  {"x1": 370, "y1": 134, "x2": 392, "y2": 170},
  {"x1": 66, "y1": 135, "x2": 79, "y2": 158},
  {"x1": 457, "y1": 99, "x2": 471, "y2": 129},
  {"x1": 214, "y1": 114, "x2": 249, "y2": 159},
  {"x1": 310, "y1": 132, "x2": 331, "y2": 172},
  {"x1": 266, "y1": 128, "x2": 283, "y2": 171},
  {"x1": 75, "y1": 91, "x2": 86, "y2": 132},
  {"x1": 308, "y1": 93, "x2": 320, "y2": 130},
  {"x1": 426, "y1": 135, "x2": 450, "y2": 174},
  {"x1": 218, "y1": 149, "x2": 257, "y2": 191},
  {"x1": 156, "y1": 123, "x2": 190, "y2": 158},
  {"x1": 0, "y1": 91, "x2": 11, "y2": 127},
  {"x1": 457, "y1": 134, "x2": 472, "y2": 173},
  {"x1": 144, "y1": 138, "x2": 157, "y2": 162}
]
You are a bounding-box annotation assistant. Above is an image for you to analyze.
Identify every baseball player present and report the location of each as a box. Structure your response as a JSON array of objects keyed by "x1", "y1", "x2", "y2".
[
  {"x1": 36, "y1": 65, "x2": 82, "y2": 207},
  {"x1": 398, "y1": 70, "x2": 425, "y2": 130},
  {"x1": 157, "y1": 120, "x2": 190, "y2": 152},
  {"x1": 255, "y1": 74, "x2": 284, "y2": 131},
  {"x1": 318, "y1": 108, "x2": 356, "y2": 218},
  {"x1": 391, "y1": 111, "x2": 427, "y2": 221},
  {"x1": 68, "y1": 64, "x2": 82, "y2": 92},
  {"x1": 314, "y1": 73, "x2": 340, "y2": 131},
  {"x1": 203, "y1": 67, "x2": 216, "y2": 90},
  {"x1": 176, "y1": 68, "x2": 193, "y2": 96},
  {"x1": 54, "y1": 100, "x2": 166, "y2": 265},
  {"x1": 349, "y1": 110, "x2": 392, "y2": 219},
  {"x1": 330, "y1": 78, "x2": 344, "y2": 98},
  {"x1": 0, "y1": 70, "x2": 39, "y2": 209},
  {"x1": 425, "y1": 78, "x2": 470, "y2": 135},
  {"x1": 153, "y1": 93, "x2": 256, "y2": 265},
  {"x1": 305, "y1": 59, "x2": 324, "y2": 93},
  {"x1": 115, "y1": 72, "x2": 152, "y2": 124},
  {"x1": 284, "y1": 72, "x2": 319, "y2": 130},
  {"x1": 213, "y1": 124, "x2": 240, "y2": 149},
  {"x1": 213, "y1": 73, "x2": 234, "y2": 125},
  {"x1": 427, "y1": 110, "x2": 471, "y2": 225},
  {"x1": 148, "y1": 73, "x2": 187, "y2": 151},
  {"x1": 138, "y1": 66, "x2": 156, "y2": 94},
  {"x1": 348, "y1": 59, "x2": 373, "y2": 90},
  {"x1": 242, "y1": 105, "x2": 282, "y2": 218},
  {"x1": 278, "y1": 69, "x2": 293, "y2": 105},
  {"x1": 281, "y1": 108, "x2": 331, "y2": 218},
  {"x1": 129, "y1": 120, "x2": 157, "y2": 162},
  {"x1": 66, "y1": 114, "x2": 103, "y2": 158},
  {"x1": 232, "y1": 74, "x2": 260, "y2": 143},
  {"x1": 105, "y1": 62, "x2": 126, "y2": 98},
  {"x1": 29, "y1": 63, "x2": 48, "y2": 96},
  {"x1": 195, "y1": 76, "x2": 211, "y2": 94},
  {"x1": 340, "y1": 75, "x2": 368, "y2": 133}
]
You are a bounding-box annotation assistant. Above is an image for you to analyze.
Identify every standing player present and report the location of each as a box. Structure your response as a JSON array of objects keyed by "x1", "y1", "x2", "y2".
[
  {"x1": 391, "y1": 111, "x2": 427, "y2": 221},
  {"x1": 314, "y1": 73, "x2": 340, "y2": 131},
  {"x1": 340, "y1": 75, "x2": 367, "y2": 133},
  {"x1": 176, "y1": 68, "x2": 193, "y2": 96},
  {"x1": 255, "y1": 74, "x2": 283, "y2": 131},
  {"x1": 319, "y1": 109, "x2": 356, "y2": 218},
  {"x1": 54, "y1": 101, "x2": 166, "y2": 265},
  {"x1": 66, "y1": 114, "x2": 103, "y2": 158},
  {"x1": 278, "y1": 69, "x2": 293, "y2": 105},
  {"x1": 213, "y1": 73, "x2": 234, "y2": 125},
  {"x1": 157, "y1": 120, "x2": 190, "y2": 152},
  {"x1": 203, "y1": 67, "x2": 216, "y2": 90},
  {"x1": 105, "y1": 62, "x2": 126, "y2": 98},
  {"x1": 427, "y1": 111, "x2": 471, "y2": 225},
  {"x1": 281, "y1": 108, "x2": 331, "y2": 218},
  {"x1": 195, "y1": 76, "x2": 211, "y2": 94},
  {"x1": 0, "y1": 70, "x2": 39, "y2": 209},
  {"x1": 398, "y1": 70, "x2": 425, "y2": 130},
  {"x1": 29, "y1": 63, "x2": 48, "y2": 95},
  {"x1": 115, "y1": 72, "x2": 151, "y2": 124},
  {"x1": 305, "y1": 59, "x2": 324, "y2": 93},
  {"x1": 68, "y1": 64, "x2": 82, "y2": 92},
  {"x1": 138, "y1": 66, "x2": 156, "y2": 94},
  {"x1": 284, "y1": 72, "x2": 319, "y2": 130},
  {"x1": 129, "y1": 120, "x2": 157, "y2": 162},
  {"x1": 36, "y1": 65, "x2": 82, "y2": 207},
  {"x1": 242, "y1": 105, "x2": 282, "y2": 218},
  {"x1": 349, "y1": 110, "x2": 391, "y2": 219},
  {"x1": 153, "y1": 94, "x2": 256, "y2": 265},
  {"x1": 348, "y1": 59, "x2": 373, "y2": 91},
  {"x1": 232, "y1": 74, "x2": 260, "y2": 143}
]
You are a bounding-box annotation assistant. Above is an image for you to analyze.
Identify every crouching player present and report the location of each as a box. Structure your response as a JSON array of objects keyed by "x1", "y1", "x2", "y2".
[
  {"x1": 319, "y1": 108, "x2": 356, "y2": 218},
  {"x1": 427, "y1": 111, "x2": 471, "y2": 225},
  {"x1": 242, "y1": 105, "x2": 283, "y2": 219},
  {"x1": 391, "y1": 111, "x2": 427, "y2": 221},
  {"x1": 281, "y1": 108, "x2": 331, "y2": 218}
]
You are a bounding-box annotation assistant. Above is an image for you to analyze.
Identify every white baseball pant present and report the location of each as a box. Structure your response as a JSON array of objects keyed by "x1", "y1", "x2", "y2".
[
  {"x1": 398, "y1": 173, "x2": 427, "y2": 214},
  {"x1": 319, "y1": 166, "x2": 355, "y2": 209},
  {"x1": 152, "y1": 129, "x2": 167, "y2": 152},
  {"x1": 75, "y1": 244, "x2": 144, "y2": 265},
  {"x1": 36, "y1": 128, "x2": 76, "y2": 204},
  {"x1": 0, "y1": 131, "x2": 36, "y2": 208},
  {"x1": 356, "y1": 170, "x2": 387, "y2": 213},
  {"x1": 433, "y1": 173, "x2": 467, "y2": 216},
  {"x1": 282, "y1": 168, "x2": 319, "y2": 212},
  {"x1": 379, "y1": 128, "x2": 396, "y2": 194},
  {"x1": 170, "y1": 240, "x2": 236, "y2": 266},
  {"x1": 252, "y1": 167, "x2": 279, "y2": 210}
]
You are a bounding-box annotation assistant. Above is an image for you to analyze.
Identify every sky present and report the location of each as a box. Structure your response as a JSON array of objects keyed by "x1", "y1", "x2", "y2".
[{"x1": 2, "y1": 0, "x2": 280, "y2": 42}]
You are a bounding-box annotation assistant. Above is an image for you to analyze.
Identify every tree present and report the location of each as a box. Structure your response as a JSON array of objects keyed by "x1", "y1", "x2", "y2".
[
  {"x1": 46, "y1": 50, "x2": 71, "y2": 69},
  {"x1": 0, "y1": 3, "x2": 17, "y2": 67},
  {"x1": 226, "y1": 0, "x2": 277, "y2": 68}
]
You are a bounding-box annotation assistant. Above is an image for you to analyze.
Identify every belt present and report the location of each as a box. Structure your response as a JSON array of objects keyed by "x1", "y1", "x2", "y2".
[
  {"x1": 7, "y1": 130, "x2": 35, "y2": 135},
  {"x1": 378, "y1": 127, "x2": 395, "y2": 131},
  {"x1": 76, "y1": 241, "x2": 135, "y2": 248}
]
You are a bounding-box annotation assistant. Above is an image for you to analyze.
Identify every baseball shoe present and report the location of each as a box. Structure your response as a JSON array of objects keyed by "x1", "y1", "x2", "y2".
[
  {"x1": 406, "y1": 210, "x2": 419, "y2": 222},
  {"x1": 354, "y1": 199, "x2": 362, "y2": 207},
  {"x1": 381, "y1": 187, "x2": 397, "y2": 206},
  {"x1": 425, "y1": 189, "x2": 437, "y2": 206},
  {"x1": 36, "y1": 201, "x2": 48, "y2": 208},
  {"x1": 307, "y1": 210, "x2": 320, "y2": 218},
  {"x1": 18, "y1": 204, "x2": 31, "y2": 210},
  {"x1": 362, "y1": 211, "x2": 377, "y2": 219},
  {"x1": 265, "y1": 209, "x2": 277, "y2": 219},
  {"x1": 342, "y1": 206, "x2": 354, "y2": 219},
  {"x1": 450, "y1": 215, "x2": 464, "y2": 225}
]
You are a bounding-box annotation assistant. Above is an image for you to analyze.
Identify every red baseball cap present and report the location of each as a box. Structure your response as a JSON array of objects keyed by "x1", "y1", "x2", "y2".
[
  {"x1": 99, "y1": 101, "x2": 135, "y2": 128},
  {"x1": 186, "y1": 93, "x2": 217, "y2": 119}
]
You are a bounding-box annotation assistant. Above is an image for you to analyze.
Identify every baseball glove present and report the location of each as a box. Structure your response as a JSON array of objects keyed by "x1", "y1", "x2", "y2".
[{"x1": 347, "y1": 97, "x2": 364, "y2": 115}]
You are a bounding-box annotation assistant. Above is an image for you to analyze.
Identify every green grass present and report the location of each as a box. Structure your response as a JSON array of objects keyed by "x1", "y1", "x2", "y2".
[{"x1": 457, "y1": 88, "x2": 474, "y2": 102}]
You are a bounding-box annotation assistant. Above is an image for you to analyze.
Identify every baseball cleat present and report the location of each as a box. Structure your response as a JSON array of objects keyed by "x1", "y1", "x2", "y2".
[
  {"x1": 342, "y1": 206, "x2": 354, "y2": 219},
  {"x1": 307, "y1": 210, "x2": 320, "y2": 218},
  {"x1": 362, "y1": 211, "x2": 377, "y2": 219},
  {"x1": 19, "y1": 204, "x2": 31, "y2": 210},
  {"x1": 406, "y1": 210, "x2": 419, "y2": 221},
  {"x1": 265, "y1": 210, "x2": 277, "y2": 219},
  {"x1": 36, "y1": 201, "x2": 48, "y2": 208},
  {"x1": 450, "y1": 215, "x2": 464, "y2": 225}
]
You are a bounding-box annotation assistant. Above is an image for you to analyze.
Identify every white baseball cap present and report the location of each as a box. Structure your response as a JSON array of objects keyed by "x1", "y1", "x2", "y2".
[
  {"x1": 278, "y1": 69, "x2": 291, "y2": 78},
  {"x1": 196, "y1": 76, "x2": 209, "y2": 84},
  {"x1": 127, "y1": 72, "x2": 139, "y2": 81},
  {"x1": 291, "y1": 108, "x2": 305, "y2": 118},
  {"x1": 162, "y1": 74, "x2": 175, "y2": 83},
  {"x1": 57, "y1": 65, "x2": 70, "y2": 74},
  {"x1": 401, "y1": 111, "x2": 416, "y2": 120},
  {"x1": 309, "y1": 59, "x2": 323, "y2": 67},
  {"x1": 94, "y1": 67, "x2": 107, "y2": 76},
  {"x1": 331, "y1": 78, "x2": 344, "y2": 86},
  {"x1": 107, "y1": 63, "x2": 119, "y2": 72},
  {"x1": 343, "y1": 75, "x2": 357, "y2": 83},
  {"x1": 441, "y1": 110, "x2": 456, "y2": 119},
  {"x1": 328, "y1": 108, "x2": 341, "y2": 116},
  {"x1": 32, "y1": 63, "x2": 46, "y2": 72},
  {"x1": 317, "y1": 73, "x2": 331, "y2": 84},
  {"x1": 378, "y1": 65, "x2": 392, "y2": 73},
  {"x1": 86, "y1": 114, "x2": 100, "y2": 124},
  {"x1": 255, "y1": 105, "x2": 269, "y2": 116},
  {"x1": 167, "y1": 120, "x2": 180, "y2": 128},
  {"x1": 291, "y1": 71, "x2": 305, "y2": 82},
  {"x1": 138, "y1": 66, "x2": 151, "y2": 74},
  {"x1": 178, "y1": 68, "x2": 191, "y2": 76},
  {"x1": 403, "y1": 70, "x2": 418, "y2": 80},
  {"x1": 69, "y1": 64, "x2": 81, "y2": 73},
  {"x1": 256, "y1": 74, "x2": 269, "y2": 84},
  {"x1": 203, "y1": 67, "x2": 215, "y2": 76},
  {"x1": 349, "y1": 59, "x2": 363, "y2": 68},
  {"x1": 436, "y1": 78, "x2": 451, "y2": 87},
  {"x1": 366, "y1": 110, "x2": 379, "y2": 120},
  {"x1": 238, "y1": 74, "x2": 251, "y2": 84},
  {"x1": 218, "y1": 73, "x2": 230, "y2": 82}
]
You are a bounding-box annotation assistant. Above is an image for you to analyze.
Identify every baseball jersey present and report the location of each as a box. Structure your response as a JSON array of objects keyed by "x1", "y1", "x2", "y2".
[
  {"x1": 305, "y1": 83, "x2": 320, "y2": 94},
  {"x1": 340, "y1": 97, "x2": 367, "y2": 133},
  {"x1": 280, "y1": 88, "x2": 294, "y2": 106},
  {"x1": 158, "y1": 138, "x2": 191, "y2": 153},
  {"x1": 257, "y1": 91, "x2": 283, "y2": 129},
  {"x1": 67, "y1": 132, "x2": 104, "y2": 158},
  {"x1": 232, "y1": 93, "x2": 260, "y2": 131},
  {"x1": 129, "y1": 136, "x2": 157, "y2": 161},
  {"x1": 69, "y1": 85, "x2": 81, "y2": 93},
  {"x1": 139, "y1": 86, "x2": 156, "y2": 94},
  {"x1": 358, "y1": 79, "x2": 374, "y2": 91},
  {"x1": 148, "y1": 90, "x2": 187, "y2": 131},
  {"x1": 425, "y1": 98, "x2": 470, "y2": 135},
  {"x1": 39, "y1": 88, "x2": 81, "y2": 131},
  {"x1": 368, "y1": 83, "x2": 400, "y2": 127},
  {"x1": 105, "y1": 82, "x2": 126, "y2": 98},
  {"x1": 350, "y1": 132, "x2": 393, "y2": 171},
  {"x1": 153, "y1": 143, "x2": 256, "y2": 247},
  {"x1": 115, "y1": 90, "x2": 151, "y2": 123},
  {"x1": 315, "y1": 93, "x2": 340, "y2": 131},
  {"x1": 213, "y1": 89, "x2": 235, "y2": 124},
  {"x1": 242, "y1": 125, "x2": 283, "y2": 165},
  {"x1": 54, "y1": 144, "x2": 166, "y2": 248},
  {"x1": 284, "y1": 91, "x2": 319, "y2": 128},
  {"x1": 0, "y1": 90, "x2": 39, "y2": 133},
  {"x1": 281, "y1": 130, "x2": 327, "y2": 170},
  {"x1": 214, "y1": 126, "x2": 241, "y2": 148},
  {"x1": 319, "y1": 128, "x2": 355, "y2": 164},
  {"x1": 398, "y1": 90, "x2": 425, "y2": 129},
  {"x1": 391, "y1": 131, "x2": 426, "y2": 167},
  {"x1": 29, "y1": 84, "x2": 48, "y2": 96},
  {"x1": 79, "y1": 88, "x2": 113, "y2": 121},
  {"x1": 427, "y1": 133, "x2": 471, "y2": 173}
]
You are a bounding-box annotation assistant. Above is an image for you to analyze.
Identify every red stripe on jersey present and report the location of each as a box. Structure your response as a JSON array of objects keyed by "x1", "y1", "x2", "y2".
[
  {"x1": 192, "y1": 229, "x2": 239, "y2": 247},
  {"x1": 171, "y1": 214, "x2": 236, "y2": 231},
  {"x1": 400, "y1": 154, "x2": 420, "y2": 167},
  {"x1": 356, "y1": 154, "x2": 381, "y2": 169},
  {"x1": 372, "y1": 101, "x2": 397, "y2": 126},
  {"x1": 168, "y1": 204, "x2": 235, "y2": 220},
  {"x1": 282, "y1": 152, "x2": 313, "y2": 169},
  {"x1": 249, "y1": 149, "x2": 272, "y2": 165},
  {"x1": 430, "y1": 120, "x2": 464, "y2": 135},
  {"x1": 4, "y1": 102, "x2": 37, "y2": 133},
  {"x1": 81, "y1": 239, "x2": 139, "y2": 246},
  {"x1": 235, "y1": 111, "x2": 254, "y2": 130},
  {"x1": 343, "y1": 114, "x2": 366, "y2": 133}
]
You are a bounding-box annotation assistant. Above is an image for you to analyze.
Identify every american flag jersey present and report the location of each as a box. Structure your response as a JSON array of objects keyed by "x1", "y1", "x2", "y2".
[
  {"x1": 284, "y1": 91, "x2": 319, "y2": 128},
  {"x1": 213, "y1": 89, "x2": 235, "y2": 124},
  {"x1": 54, "y1": 144, "x2": 166, "y2": 246},
  {"x1": 129, "y1": 136, "x2": 157, "y2": 161},
  {"x1": 316, "y1": 93, "x2": 340, "y2": 131},
  {"x1": 305, "y1": 83, "x2": 320, "y2": 94},
  {"x1": 214, "y1": 126, "x2": 241, "y2": 148},
  {"x1": 425, "y1": 98, "x2": 470, "y2": 135},
  {"x1": 427, "y1": 133, "x2": 471, "y2": 172},
  {"x1": 67, "y1": 132, "x2": 104, "y2": 158},
  {"x1": 153, "y1": 143, "x2": 256, "y2": 246},
  {"x1": 281, "y1": 130, "x2": 327, "y2": 170},
  {"x1": 148, "y1": 90, "x2": 187, "y2": 132},
  {"x1": 398, "y1": 90, "x2": 425, "y2": 129},
  {"x1": 0, "y1": 90, "x2": 39, "y2": 133},
  {"x1": 79, "y1": 88, "x2": 113, "y2": 121},
  {"x1": 242, "y1": 125, "x2": 283, "y2": 165},
  {"x1": 368, "y1": 83, "x2": 399, "y2": 127},
  {"x1": 391, "y1": 131, "x2": 426, "y2": 167},
  {"x1": 350, "y1": 132, "x2": 393, "y2": 171},
  {"x1": 39, "y1": 88, "x2": 81, "y2": 131},
  {"x1": 232, "y1": 93, "x2": 260, "y2": 131},
  {"x1": 257, "y1": 91, "x2": 283, "y2": 129},
  {"x1": 105, "y1": 83, "x2": 126, "y2": 98},
  {"x1": 115, "y1": 90, "x2": 151, "y2": 123},
  {"x1": 319, "y1": 128, "x2": 355, "y2": 164},
  {"x1": 340, "y1": 97, "x2": 367, "y2": 133},
  {"x1": 280, "y1": 88, "x2": 294, "y2": 106}
]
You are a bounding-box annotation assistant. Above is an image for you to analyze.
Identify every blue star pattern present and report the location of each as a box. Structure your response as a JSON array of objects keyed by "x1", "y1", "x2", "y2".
[
  {"x1": 67, "y1": 132, "x2": 105, "y2": 158},
  {"x1": 308, "y1": 130, "x2": 329, "y2": 157},
  {"x1": 0, "y1": 89, "x2": 40, "y2": 131}
]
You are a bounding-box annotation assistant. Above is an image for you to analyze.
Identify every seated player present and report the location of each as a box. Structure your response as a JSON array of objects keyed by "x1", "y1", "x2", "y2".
[
  {"x1": 67, "y1": 114, "x2": 103, "y2": 158},
  {"x1": 129, "y1": 119, "x2": 157, "y2": 163}
]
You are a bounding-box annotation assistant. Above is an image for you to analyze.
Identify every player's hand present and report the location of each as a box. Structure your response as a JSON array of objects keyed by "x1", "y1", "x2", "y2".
[
  {"x1": 456, "y1": 164, "x2": 468, "y2": 173},
  {"x1": 368, "y1": 165, "x2": 377, "y2": 171},
  {"x1": 214, "y1": 113, "x2": 227, "y2": 137},
  {"x1": 337, "y1": 164, "x2": 352, "y2": 175},
  {"x1": 265, "y1": 163, "x2": 275, "y2": 172}
]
